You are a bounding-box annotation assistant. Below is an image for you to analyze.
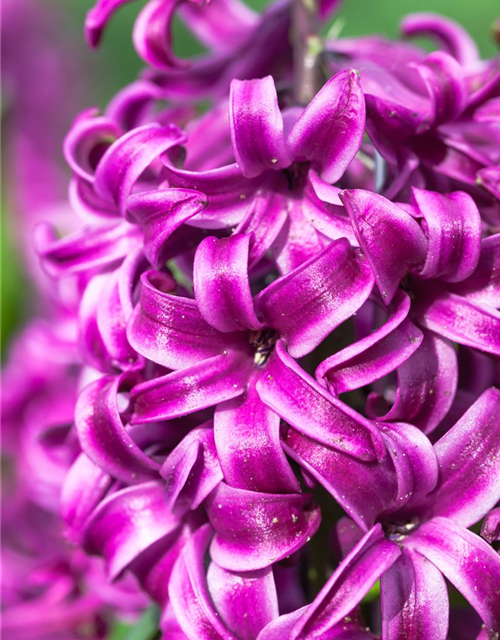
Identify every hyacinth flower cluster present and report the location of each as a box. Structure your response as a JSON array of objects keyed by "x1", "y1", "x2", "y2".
[{"x1": 3, "y1": 0, "x2": 500, "y2": 638}]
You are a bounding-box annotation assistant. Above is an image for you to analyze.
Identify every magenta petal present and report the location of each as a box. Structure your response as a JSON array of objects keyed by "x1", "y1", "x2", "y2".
[
  {"x1": 75, "y1": 373, "x2": 160, "y2": 484},
  {"x1": 128, "y1": 188, "x2": 208, "y2": 266},
  {"x1": 235, "y1": 192, "x2": 288, "y2": 268},
  {"x1": 450, "y1": 235, "x2": 500, "y2": 308},
  {"x1": 412, "y1": 51, "x2": 466, "y2": 126},
  {"x1": 207, "y1": 563, "x2": 279, "y2": 640},
  {"x1": 412, "y1": 187, "x2": 481, "y2": 282},
  {"x1": 400, "y1": 13, "x2": 479, "y2": 66},
  {"x1": 63, "y1": 109, "x2": 121, "y2": 183},
  {"x1": 481, "y1": 508, "x2": 500, "y2": 544},
  {"x1": 256, "y1": 238, "x2": 374, "y2": 358},
  {"x1": 381, "y1": 547, "x2": 449, "y2": 640},
  {"x1": 291, "y1": 525, "x2": 400, "y2": 638},
  {"x1": 282, "y1": 426, "x2": 399, "y2": 530},
  {"x1": 85, "y1": 0, "x2": 135, "y2": 47},
  {"x1": 180, "y1": 0, "x2": 258, "y2": 52},
  {"x1": 316, "y1": 291, "x2": 423, "y2": 394},
  {"x1": 206, "y1": 482, "x2": 321, "y2": 571},
  {"x1": 94, "y1": 123, "x2": 186, "y2": 215},
  {"x1": 133, "y1": 0, "x2": 188, "y2": 70},
  {"x1": 169, "y1": 524, "x2": 236, "y2": 640},
  {"x1": 61, "y1": 453, "x2": 112, "y2": 543},
  {"x1": 477, "y1": 165, "x2": 500, "y2": 200},
  {"x1": 340, "y1": 190, "x2": 427, "y2": 304},
  {"x1": 271, "y1": 196, "x2": 327, "y2": 274},
  {"x1": 415, "y1": 289, "x2": 500, "y2": 356},
  {"x1": 284, "y1": 420, "x2": 437, "y2": 530},
  {"x1": 79, "y1": 273, "x2": 117, "y2": 371},
  {"x1": 382, "y1": 421, "x2": 438, "y2": 512},
  {"x1": 417, "y1": 388, "x2": 500, "y2": 528},
  {"x1": 287, "y1": 69, "x2": 366, "y2": 183},
  {"x1": 404, "y1": 517, "x2": 500, "y2": 634},
  {"x1": 128, "y1": 270, "x2": 245, "y2": 369},
  {"x1": 163, "y1": 162, "x2": 255, "y2": 229},
  {"x1": 83, "y1": 481, "x2": 181, "y2": 579},
  {"x1": 229, "y1": 76, "x2": 291, "y2": 178},
  {"x1": 193, "y1": 234, "x2": 264, "y2": 332},
  {"x1": 258, "y1": 341, "x2": 386, "y2": 462},
  {"x1": 259, "y1": 612, "x2": 375, "y2": 640},
  {"x1": 160, "y1": 423, "x2": 223, "y2": 515},
  {"x1": 131, "y1": 350, "x2": 253, "y2": 423},
  {"x1": 35, "y1": 221, "x2": 141, "y2": 278},
  {"x1": 367, "y1": 329, "x2": 458, "y2": 434},
  {"x1": 214, "y1": 372, "x2": 299, "y2": 493}
]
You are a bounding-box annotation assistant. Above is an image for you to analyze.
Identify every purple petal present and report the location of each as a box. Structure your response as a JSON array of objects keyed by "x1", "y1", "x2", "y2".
[
  {"x1": 412, "y1": 187, "x2": 481, "y2": 282},
  {"x1": 61, "y1": 453, "x2": 112, "y2": 543},
  {"x1": 193, "y1": 234, "x2": 264, "y2": 332},
  {"x1": 128, "y1": 188, "x2": 208, "y2": 266},
  {"x1": 160, "y1": 423, "x2": 223, "y2": 515},
  {"x1": 381, "y1": 547, "x2": 449, "y2": 640},
  {"x1": 282, "y1": 426, "x2": 399, "y2": 530},
  {"x1": 475, "y1": 97, "x2": 500, "y2": 124},
  {"x1": 257, "y1": 340, "x2": 386, "y2": 463},
  {"x1": 366, "y1": 329, "x2": 458, "y2": 434},
  {"x1": 163, "y1": 162, "x2": 256, "y2": 229},
  {"x1": 105, "y1": 79, "x2": 166, "y2": 130},
  {"x1": 400, "y1": 13, "x2": 479, "y2": 66},
  {"x1": 132, "y1": 0, "x2": 188, "y2": 70},
  {"x1": 79, "y1": 273, "x2": 116, "y2": 371},
  {"x1": 235, "y1": 192, "x2": 288, "y2": 268},
  {"x1": 214, "y1": 372, "x2": 299, "y2": 493},
  {"x1": 69, "y1": 175, "x2": 119, "y2": 221},
  {"x1": 283, "y1": 420, "x2": 437, "y2": 530},
  {"x1": 416, "y1": 388, "x2": 500, "y2": 527},
  {"x1": 229, "y1": 76, "x2": 291, "y2": 178},
  {"x1": 404, "y1": 517, "x2": 500, "y2": 634},
  {"x1": 287, "y1": 69, "x2": 366, "y2": 183},
  {"x1": 340, "y1": 190, "x2": 427, "y2": 304},
  {"x1": 169, "y1": 524, "x2": 238, "y2": 640},
  {"x1": 207, "y1": 563, "x2": 279, "y2": 640},
  {"x1": 257, "y1": 608, "x2": 376, "y2": 640},
  {"x1": 83, "y1": 481, "x2": 181, "y2": 579},
  {"x1": 477, "y1": 165, "x2": 500, "y2": 201},
  {"x1": 382, "y1": 421, "x2": 438, "y2": 512},
  {"x1": 412, "y1": 52, "x2": 466, "y2": 126},
  {"x1": 271, "y1": 196, "x2": 327, "y2": 274},
  {"x1": 128, "y1": 270, "x2": 246, "y2": 369},
  {"x1": 450, "y1": 235, "x2": 500, "y2": 308},
  {"x1": 85, "y1": 0, "x2": 135, "y2": 47},
  {"x1": 414, "y1": 288, "x2": 500, "y2": 356},
  {"x1": 256, "y1": 238, "x2": 374, "y2": 358},
  {"x1": 180, "y1": 0, "x2": 258, "y2": 52},
  {"x1": 75, "y1": 373, "x2": 160, "y2": 484},
  {"x1": 481, "y1": 508, "x2": 500, "y2": 544},
  {"x1": 131, "y1": 350, "x2": 253, "y2": 423},
  {"x1": 35, "y1": 221, "x2": 141, "y2": 278},
  {"x1": 63, "y1": 108, "x2": 121, "y2": 183},
  {"x1": 290, "y1": 525, "x2": 400, "y2": 638},
  {"x1": 94, "y1": 123, "x2": 186, "y2": 216},
  {"x1": 132, "y1": 516, "x2": 201, "y2": 609},
  {"x1": 206, "y1": 482, "x2": 321, "y2": 571},
  {"x1": 303, "y1": 169, "x2": 358, "y2": 246},
  {"x1": 316, "y1": 291, "x2": 423, "y2": 394}
]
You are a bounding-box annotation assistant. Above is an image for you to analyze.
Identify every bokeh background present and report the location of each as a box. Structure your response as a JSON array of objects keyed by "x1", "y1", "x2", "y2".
[{"x1": 1, "y1": 0, "x2": 499, "y2": 351}]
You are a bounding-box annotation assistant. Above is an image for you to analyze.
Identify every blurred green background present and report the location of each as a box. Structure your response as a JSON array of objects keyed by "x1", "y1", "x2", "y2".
[{"x1": 2, "y1": 0, "x2": 498, "y2": 352}]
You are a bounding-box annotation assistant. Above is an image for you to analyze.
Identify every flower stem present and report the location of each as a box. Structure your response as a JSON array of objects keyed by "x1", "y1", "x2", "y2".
[{"x1": 292, "y1": 0, "x2": 325, "y2": 105}]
